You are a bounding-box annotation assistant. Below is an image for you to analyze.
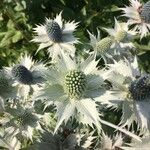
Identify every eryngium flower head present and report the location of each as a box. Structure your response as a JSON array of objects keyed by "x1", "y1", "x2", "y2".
[
  {"x1": 32, "y1": 12, "x2": 79, "y2": 60},
  {"x1": 129, "y1": 75, "x2": 150, "y2": 101},
  {"x1": 11, "y1": 65, "x2": 33, "y2": 85},
  {"x1": 34, "y1": 51, "x2": 106, "y2": 133},
  {"x1": 98, "y1": 57, "x2": 150, "y2": 134},
  {"x1": 5, "y1": 54, "x2": 47, "y2": 99},
  {"x1": 2, "y1": 104, "x2": 41, "y2": 140},
  {"x1": 120, "y1": 0, "x2": 150, "y2": 38},
  {"x1": 88, "y1": 30, "x2": 114, "y2": 64},
  {"x1": 33, "y1": 52, "x2": 139, "y2": 139},
  {"x1": 46, "y1": 20, "x2": 62, "y2": 42},
  {"x1": 88, "y1": 22, "x2": 136, "y2": 64},
  {"x1": 103, "y1": 18, "x2": 136, "y2": 51},
  {"x1": 64, "y1": 70, "x2": 87, "y2": 99}
]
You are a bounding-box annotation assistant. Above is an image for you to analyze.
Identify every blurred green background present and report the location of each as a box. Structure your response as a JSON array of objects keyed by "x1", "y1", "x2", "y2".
[{"x1": 0, "y1": 0, "x2": 150, "y2": 72}]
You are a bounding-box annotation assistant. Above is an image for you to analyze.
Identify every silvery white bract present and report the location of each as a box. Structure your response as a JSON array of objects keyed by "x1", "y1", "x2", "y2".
[
  {"x1": 96, "y1": 132, "x2": 123, "y2": 150},
  {"x1": 1, "y1": 104, "x2": 41, "y2": 140},
  {"x1": 34, "y1": 51, "x2": 105, "y2": 133},
  {"x1": 32, "y1": 130, "x2": 95, "y2": 150},
  {"x1": 32, "y1": 12, "x2": 79, "y2": 61},
  {"x1": 120, "y1": 0, "x2": 150, "y2": 39},
  {"x1": 103, "y1": 18, "x2": 136, "y2": 50},
  {"x1": 33, "y1": 52, "x2": 140, "y2": 140},
  {"x1": 99, "y1": 57, "x2": 150, "y2": 134},
  {"x1": 5, "y1": 54, "x2": 47, "y2": 99}
]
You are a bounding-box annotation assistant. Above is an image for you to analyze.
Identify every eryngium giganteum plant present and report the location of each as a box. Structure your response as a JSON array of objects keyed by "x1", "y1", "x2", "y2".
[
  {"x1": 120, "y1": 0, "x2": 150, "y2": 38},
  {"x1": 32, "y1": 12, "x2": 78, "y2": 61},
  {"x1": 2, "y1": 0, "x2": 150, "y2": 149},
  {"x1": 5, "y1": 54, "x2": 47, "y2": 99},
  {"x1": 99, "y1": 57, "x2": 150, "y2": 134},
  {"x1": 34, "y1": 51, "x2": 105, "y2": 132}
]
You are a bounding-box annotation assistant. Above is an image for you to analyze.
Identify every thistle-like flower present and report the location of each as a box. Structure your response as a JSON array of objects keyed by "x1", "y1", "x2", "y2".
[
  {"x1": 103, "y1": 18, "x2": 136, "y2": 50},
  {"x1": 34, "y1": 51, "x2": 105, "y2": 132},
  {"x1": 1, "y1": 104, "x2": 41, "y2": 140},
  {"x1": 88, "y1": 22, "x2": 136, "y2": 64},
  {"x1": 88, "y1": 29, "x2": 114, "y2": 63},
  {"x1": 32, "y1": 12, "x2": 78, "y2": 60},
  {"x1": 99, "y1": 57, "x2": 150, "y2": 134},
  {"x1": 32, "y1": 129, "x2": 95, "y2": 150},
  {"x1": 96, "y1": 132, "x2": 124, "y2": 150},
  {"x1": 33, "y1": 52, "x2": 141, "y2": 141},
  {"x1": 5, "y1": 54, "x2": 47, "y2": 99},
  {"x1": 120, "y1": 0, "x2": 150, "y2": 38}
]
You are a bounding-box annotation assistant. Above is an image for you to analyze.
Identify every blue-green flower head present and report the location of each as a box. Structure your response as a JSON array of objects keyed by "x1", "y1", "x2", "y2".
[
  {"x1": 46, "y1": 20, "x2": 62, "y2": 42},
  {"x1": 64, "y1": 70, "x2": 87, "y2": 99}
]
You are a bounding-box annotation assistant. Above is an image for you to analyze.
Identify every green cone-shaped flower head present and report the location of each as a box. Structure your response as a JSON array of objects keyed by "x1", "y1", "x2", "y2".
[
  {"x1": 96, "y1": 37, "x2": 112, "y2": 54},
  {"x1": 64, "y1": 70, "x2": 87, "y2": 99},
  {"x1": 46, "y1": 20, "x2": 62, "y2": 42},
  {"x1": 115, "y1": 30, "x2": 127, "y2": 42}
]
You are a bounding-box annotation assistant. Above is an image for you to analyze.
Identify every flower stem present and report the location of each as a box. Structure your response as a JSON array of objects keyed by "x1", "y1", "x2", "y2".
[{"x1": 100, "y1": 119, "x2": 141, "y2": 142}]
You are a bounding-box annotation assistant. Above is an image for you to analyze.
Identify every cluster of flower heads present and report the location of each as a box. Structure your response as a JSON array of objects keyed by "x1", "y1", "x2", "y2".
[{"x1": 1, "y1": 0, "x2": 150, "y2": 149}]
